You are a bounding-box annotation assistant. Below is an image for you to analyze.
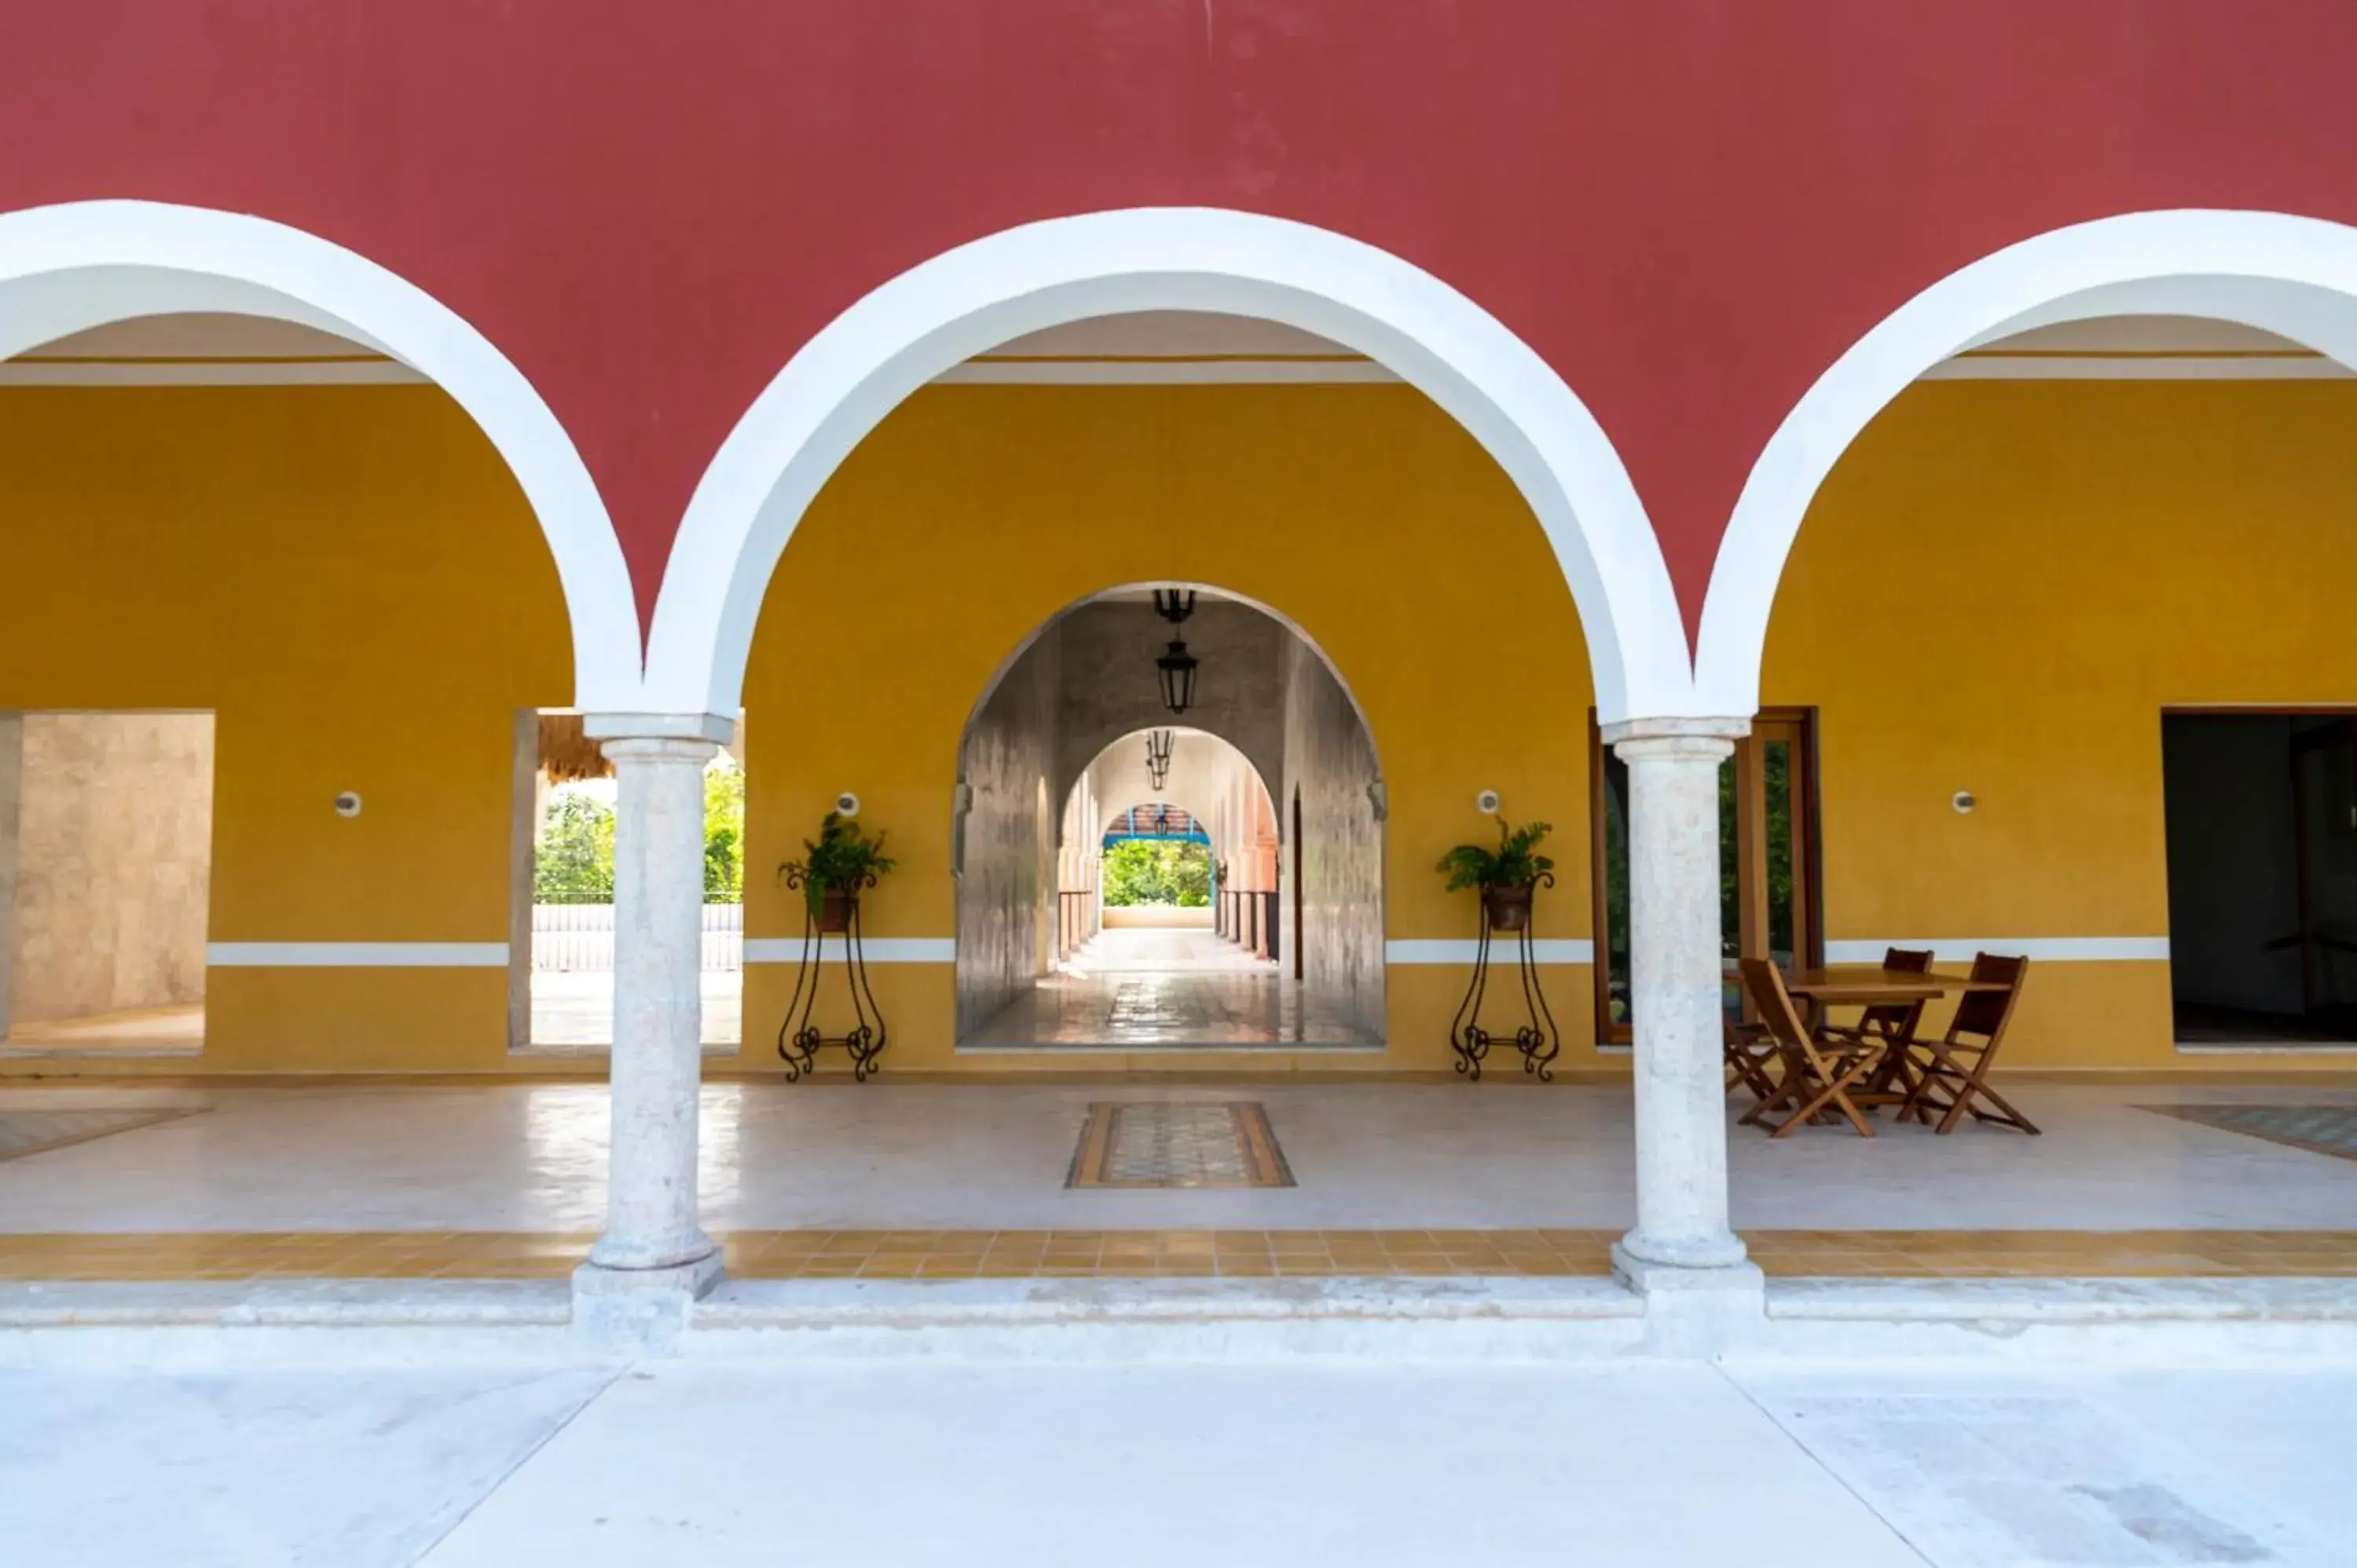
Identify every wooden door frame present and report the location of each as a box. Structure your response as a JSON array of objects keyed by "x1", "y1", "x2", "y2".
[{"x1": 1589, "y1": 706, "x2": 1825, "y2": 1046}]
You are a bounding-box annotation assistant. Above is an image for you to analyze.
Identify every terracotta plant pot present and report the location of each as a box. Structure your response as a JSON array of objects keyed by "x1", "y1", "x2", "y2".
[
  {"x1": 817, "y1": 887, "x2": 856, "y2": 934},
  {"x1": 1483, "y1": 882, "x2": 1534, "y2": 932}
]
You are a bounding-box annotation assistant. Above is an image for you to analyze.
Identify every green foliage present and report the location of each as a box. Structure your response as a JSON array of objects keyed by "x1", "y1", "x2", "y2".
[
  {"x1": 533, "y1": 791, "x2": 614, "y2": 903},
  {"x1": 1102, "y1": 840, "x2": 1211, "y2": 907},
  {"x1": 780, "y1": 810, "x2": 896, "y2": 918},
  {"x1": 703, "y1": 760, "x2": 746, "y2": 904},
  {"x1": 1435, "y1": 817, "x2": 1555, "y2": 892}
]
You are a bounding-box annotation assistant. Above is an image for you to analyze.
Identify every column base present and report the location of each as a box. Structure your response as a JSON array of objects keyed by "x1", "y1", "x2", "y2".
[
  {"x1": 571, "y1": 1249, "x2": 726, "y2": 1354},
  {"x1": 1611, "y1": 1242, "x2": 1765, "y2": 1357}
]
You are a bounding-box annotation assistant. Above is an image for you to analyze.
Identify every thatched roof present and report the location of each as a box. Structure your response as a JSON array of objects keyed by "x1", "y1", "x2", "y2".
[{"x1": 537, "y1": 713, "x2": 612, "y2": 783}]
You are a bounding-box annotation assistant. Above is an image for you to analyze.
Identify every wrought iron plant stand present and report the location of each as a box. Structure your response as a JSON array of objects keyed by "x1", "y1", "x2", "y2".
[
  {"x1": 1447, "y1": 872, "x2": 1562, "y2": 1082},
  {"x1": 775, "y1": 868, "x2": 888, "y2": 1082}
]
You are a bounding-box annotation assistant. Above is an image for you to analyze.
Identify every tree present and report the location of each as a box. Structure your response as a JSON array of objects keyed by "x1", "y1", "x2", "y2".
[
  {"x1": 1102, "y1": 840, "x2": 1211, "y2": 907},
  {"x1": 534, "y1": 791, "x2": 614, "y2": 903},
  {"x1": 703, "y1": 759, "x2": 745, "y2": 903}
]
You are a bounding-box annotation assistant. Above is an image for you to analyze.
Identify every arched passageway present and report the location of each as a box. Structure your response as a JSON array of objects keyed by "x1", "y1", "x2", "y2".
[
  {"x1": 953, "y1": 588, "x2": 1383, "y2": 1050},
  {"x1": 0, "y1": 203, "x2": 614, "y2": 1071},
  {"x1": 1680, "y1": 210, "x2": 2357, "y2": 1236}
]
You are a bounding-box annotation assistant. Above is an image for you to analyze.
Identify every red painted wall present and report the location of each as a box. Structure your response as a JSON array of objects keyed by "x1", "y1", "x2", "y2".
[{"x1": 7, "y1": 2, "x2": 2357, "y2": 637}]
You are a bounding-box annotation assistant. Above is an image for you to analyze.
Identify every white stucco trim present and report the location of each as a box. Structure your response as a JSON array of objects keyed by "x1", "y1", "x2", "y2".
[
  {"x1": 207, "y1": 941, "x2": 510, "y2": 967},
  {"x1": 0, "y1": 357, "x2": 426, "y2": 387},
  {"x1": 1387, "y1": 938, "x2": 1593, "y2": 965},
  {"x1": 744, "y1": 937, "x2": 957, "y2": 964},
  {"x1": 1699, "y1": 210, "x2": 2357, "y2": 713},
  {"x1": 0, "y1": 200, "x2": 640, "y2": 707},
  {"x1": 652, "y1": 207, "x2": 1689, "y2": 724},
  {"x1": 1822, "y1": 937, "x2": 2169, "y2": 963}
]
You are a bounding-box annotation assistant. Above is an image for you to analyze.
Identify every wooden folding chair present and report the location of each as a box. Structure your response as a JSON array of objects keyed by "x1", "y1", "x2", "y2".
[
  {"x1": 1822, "y1": 946, "x2": 1934, "y2": 1103},
  {"x1": 1896, "y1": 952, "x2": 2040, "y2": 1134},
  {"x1": 1736, "y1": 958, "x2": 1880, "y2": 1138},
  {"x1": 1723, "y1": 1017, "x2": 1780, "y2": 1103}
]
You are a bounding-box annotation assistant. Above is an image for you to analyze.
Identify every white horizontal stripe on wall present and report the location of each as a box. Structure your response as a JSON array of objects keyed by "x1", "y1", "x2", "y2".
[
  {"x1": 1921, "y1": 356, "x2": 2348, "y2": 381},
  {"x1": 207, "y1": 941, "x2": 510, "y2": 967},
  {"x1": 0, "y1": 361, "x2": 427, "y2": 387},
  {"x1": 744, "y1": 937, "x2": 958, "y2": 965},
  {"x1": 1823, "y1": 937, "x2": 2169, "y2": 963},
  {"x1": 935, "y1": 359, "x2": 1398, "y2": 386},
  {"x1": 1385, "y1": 939, "x2": 1593, "y2": 965}
]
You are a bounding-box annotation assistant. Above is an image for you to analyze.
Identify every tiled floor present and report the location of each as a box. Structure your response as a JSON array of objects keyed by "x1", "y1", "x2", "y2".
[
  {"x1": 4, "y1": 1226, "x2": 2356, "y2": 1282},
  {"x1": 1065, "y1": 1101, "x2": 1295, "y2": 1188},
  {"x1": 962, "y1": 929, "x2": 1381, "y2": 1049},
  {"x1": 2139, "y1": 1102, "x2": 2357, "y2": 1162}
]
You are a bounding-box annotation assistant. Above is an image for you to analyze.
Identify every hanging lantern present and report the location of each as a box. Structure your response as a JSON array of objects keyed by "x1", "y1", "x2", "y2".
[
  {"x1": 1145, "y1": 727, "x2": 1174, "y2": 790},
  {"x1": 1152, "y1": 588, "x2": 1198, "y2": 716},
  {"x1": 1156, "y1": 639, "x2": 1197, "y2": 715}
]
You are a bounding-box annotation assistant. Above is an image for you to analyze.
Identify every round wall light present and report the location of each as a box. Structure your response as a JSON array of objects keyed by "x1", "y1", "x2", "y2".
[
  {"x1": 835, "y1": 791, "x2": 861, "y2": 818},
  {"x1": 334, "y1": 791, "x2": 363, "y2": 819},
  {"x1": 1475, "y1": 789, "x2": 1501, "y2": 815},
  {"x1": 1952, "y1": 790, "x2": 1977, "y2": 815}
]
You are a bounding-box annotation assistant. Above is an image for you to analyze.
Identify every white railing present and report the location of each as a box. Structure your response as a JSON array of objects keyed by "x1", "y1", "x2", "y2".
[{"x1": 531, "y1": 903, "x2": 742, "y2": 973}]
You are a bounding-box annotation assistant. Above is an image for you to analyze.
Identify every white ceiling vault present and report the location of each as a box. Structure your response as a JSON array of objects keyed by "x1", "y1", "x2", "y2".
[{"x1": 1, "y1": 309, "x2": 2344, "y2": 387}]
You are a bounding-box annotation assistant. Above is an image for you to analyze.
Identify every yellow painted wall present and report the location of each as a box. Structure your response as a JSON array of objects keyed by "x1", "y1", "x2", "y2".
[
  {"x1": 742, "y1": 385, "x2": 1602, "y2": 1073},
  {"x1": 0, "y1": 387, "x2": 569, "y2": 1072},
  {"x1": 1769, "y1": 379, "x2": 2357, "y2": 1071},
  {"x1": 17, "y1": 376, "x2": 2338, "y2": 1079}
]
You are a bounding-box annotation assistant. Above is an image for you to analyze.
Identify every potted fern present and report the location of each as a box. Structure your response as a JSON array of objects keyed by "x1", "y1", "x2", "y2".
[
  {"x1": 1436, "y1": 818, "x2": 1555, "y2": 932},
  {"x1": 781, "y1": 811, "x2": 896, "y2": 933}
]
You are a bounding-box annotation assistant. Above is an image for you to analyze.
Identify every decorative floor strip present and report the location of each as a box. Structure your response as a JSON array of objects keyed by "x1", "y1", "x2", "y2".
[
  {"x1": 2138, "y1": 1103, "x2": 2357, "y2": 1163},
  {"x1": 1065, "y1": 1101, "x2": 1295, "y2": 1189},
  {"x1": 0, "y1": 1108, "x2": 201, "y2": 1164},
  {"x1": 2, "y1": 1229, "x2": 2357, "y2": 1282}
]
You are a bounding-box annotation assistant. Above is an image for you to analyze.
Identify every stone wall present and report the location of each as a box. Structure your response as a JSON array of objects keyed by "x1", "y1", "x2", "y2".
[
  {"x1": 1283, "y1": 643, "x2": 1385, "y2": 1036},
  {"x1": 955, "y1": 636, "x2": 1060, "y2": 1035},
  {"x1": 3, "y1": 713, "x2": 213, "y2": 1028}
]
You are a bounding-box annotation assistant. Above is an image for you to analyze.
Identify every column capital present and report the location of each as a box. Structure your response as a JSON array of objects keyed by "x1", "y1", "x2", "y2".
[
  {"x1": 1597, "y1": 715, "x2": 1750, "y2": 747},
  {"x1": 581, "y1": 710, "x2": 737, "y2": 744},
  {"x1": 599, "y1": 735, "x2": 718, "y2": 767}
]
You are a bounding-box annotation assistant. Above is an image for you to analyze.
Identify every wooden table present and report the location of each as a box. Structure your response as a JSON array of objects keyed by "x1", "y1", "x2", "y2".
[
  {"x1": 1774, "y1": 965, "x2": 2008, "y2": 1111},
  {"x1": 1780, "y1": 965, "x2": 2007, "y2": 1008}
]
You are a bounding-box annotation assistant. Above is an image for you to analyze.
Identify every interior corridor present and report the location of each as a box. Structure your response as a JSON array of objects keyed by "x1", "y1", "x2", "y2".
[{"x1": 963, "y1": 926, "x2": 1381, "y2": 1050}]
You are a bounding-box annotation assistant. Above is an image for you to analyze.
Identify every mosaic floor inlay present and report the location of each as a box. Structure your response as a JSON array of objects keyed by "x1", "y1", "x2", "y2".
[
  {"x1": 0, "y1": 1108, "x2": 198, "y2": 1164},
  {"x1": 2138, "y1": 1103, "x2": 2357, "y2": 1163},
  {"x1": 1065, "y1": 1101, "x2": 1296, "y2": 1189},
  {"x1": 4, "y1": 1229, "x2": 2357, "y2": 1282}
]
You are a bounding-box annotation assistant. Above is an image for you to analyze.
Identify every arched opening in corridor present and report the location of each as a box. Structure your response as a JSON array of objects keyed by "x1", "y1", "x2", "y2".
[
  {"x1": 953, "y1": 586, "x2": 1383, "y2": 1050},
  {"x1": 1696, "y1": 211, "x2": 2357, "y2": 1235},
  {"x1": 0, "y1": 201, "x2": 621, "y2": 1070}
]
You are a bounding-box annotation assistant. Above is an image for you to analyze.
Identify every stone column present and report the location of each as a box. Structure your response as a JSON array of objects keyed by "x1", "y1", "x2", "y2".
[
  {"x1": 1604, "y1": 718, "x2": 1761, "y2": 1348},
  {"x1": 574, "y1": 715, "x2": 731, "y2": 1344}
]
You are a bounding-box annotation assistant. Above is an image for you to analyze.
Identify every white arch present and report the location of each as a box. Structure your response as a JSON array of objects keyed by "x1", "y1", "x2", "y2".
[
  {"x1": 652, "y1": 207, "x2": 1689, "y2": 723},
  {"x1": 1699, "y1": 209, "x2": 2357, "y2": 712},
  {"x1": 1076, "y1": 727, "x2": 1276, "y2": 859},
  {"x1": 0, "y1": 200, "x2": 640, "y2": 705}
]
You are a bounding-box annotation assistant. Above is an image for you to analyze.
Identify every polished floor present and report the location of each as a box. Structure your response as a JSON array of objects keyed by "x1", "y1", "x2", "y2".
[
  {"x1": 0, "y1": 1001, "x2": 203, "y2": 1057},
  {"x1": 525, "y1": 969, "x2": 741, "y2": 1051},
  {"x1": 9, "y1": 1361, "x2": 2355, "y2": 1566},
  {"x1": 962, "y1": 927, "x2": 1381, "y2": 1050},
  {"x1": 2, "y1": 1078, "x2": 2356, "y2": 1244}
]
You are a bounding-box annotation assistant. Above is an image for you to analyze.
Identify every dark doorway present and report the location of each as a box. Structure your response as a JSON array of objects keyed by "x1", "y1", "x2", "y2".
[{"x1": 2163, "y1": 713, "x2": 2357, "y2": 1045}]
